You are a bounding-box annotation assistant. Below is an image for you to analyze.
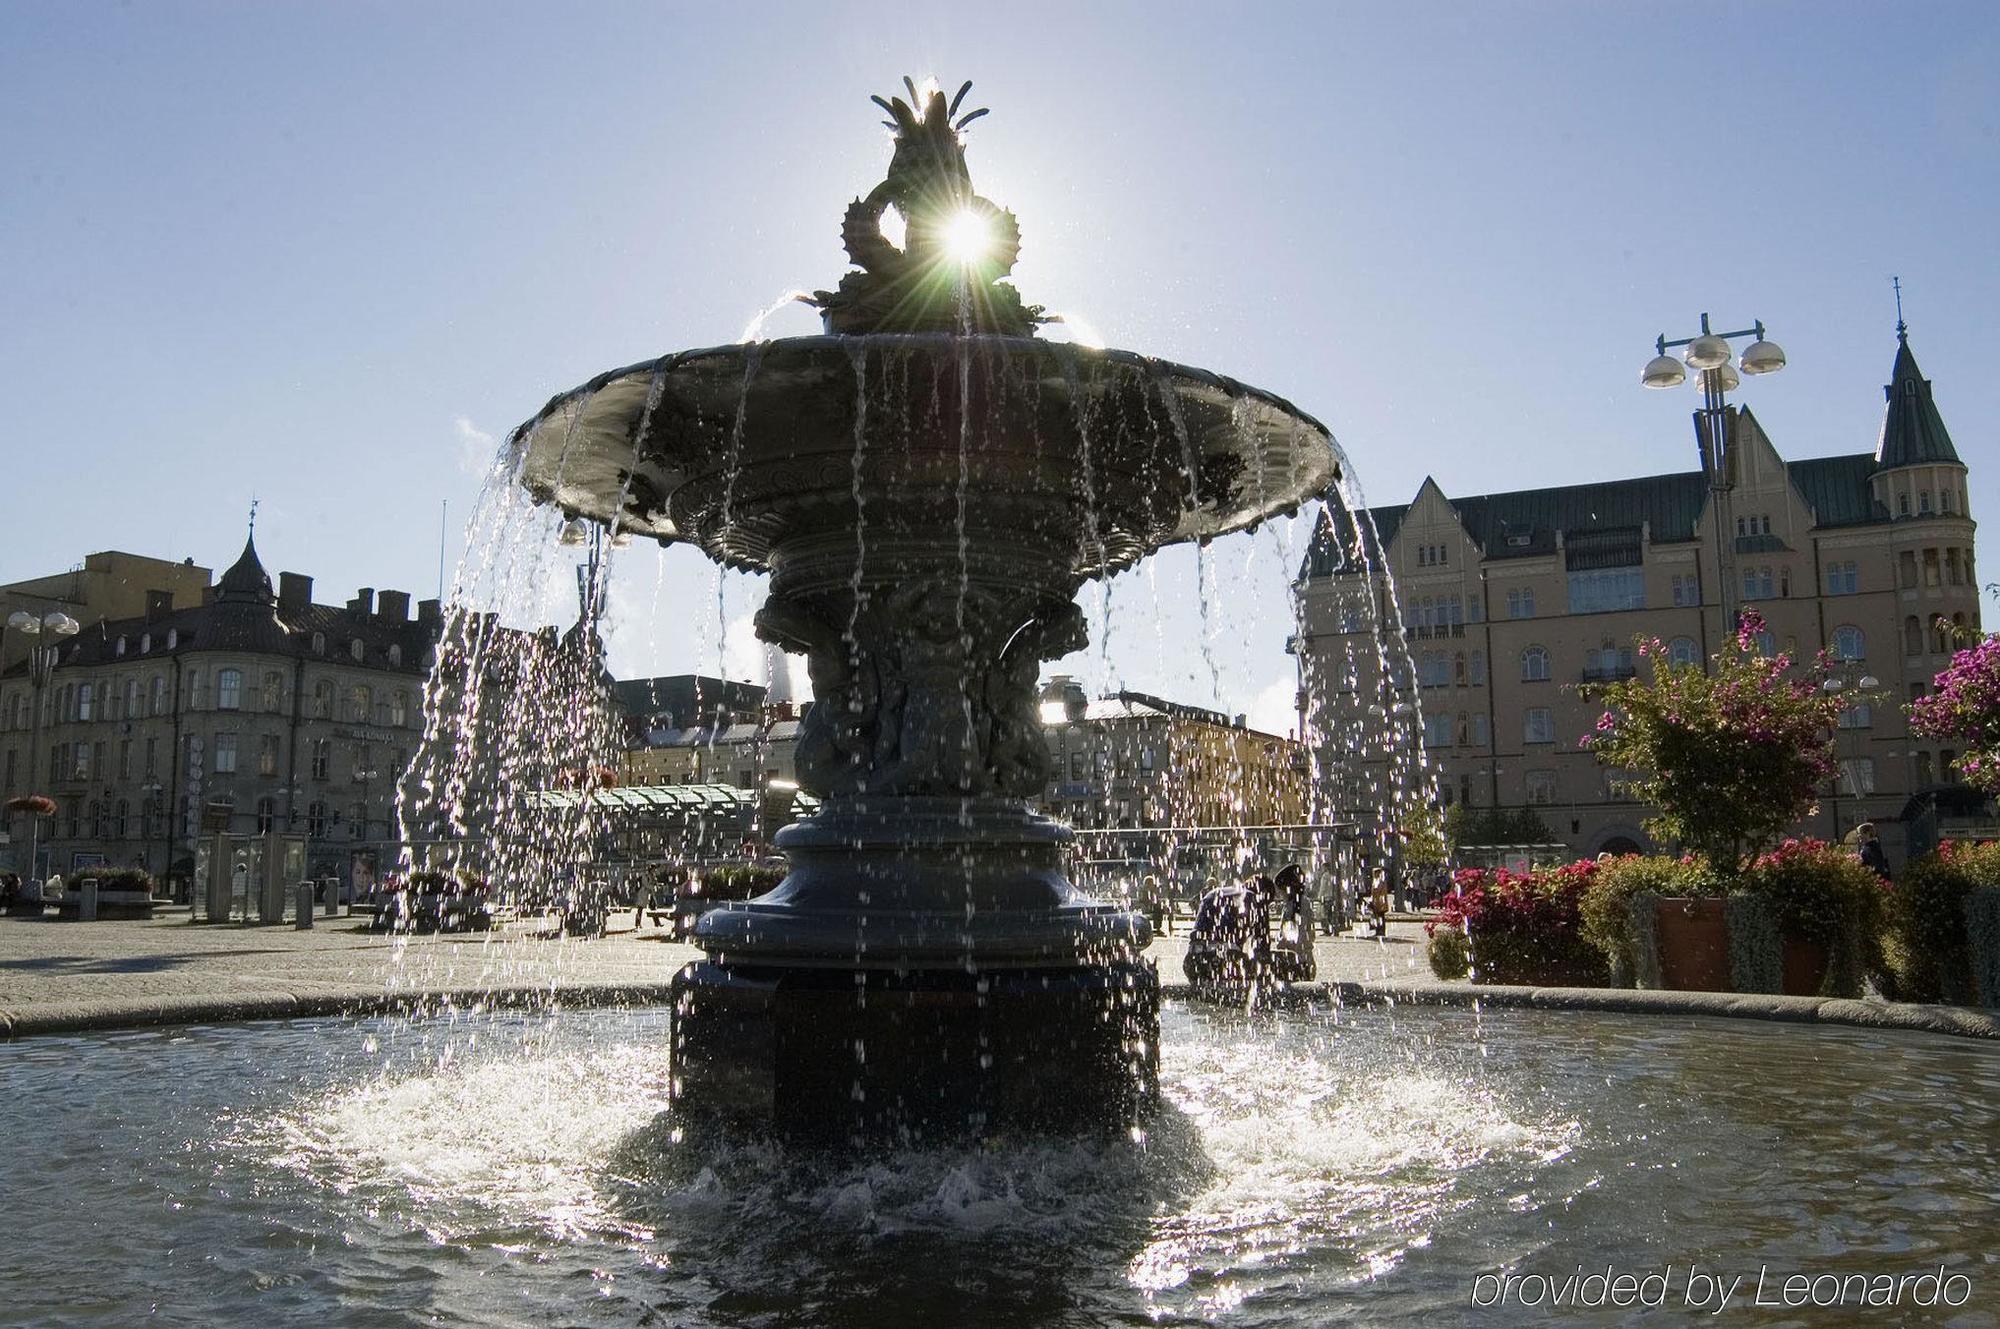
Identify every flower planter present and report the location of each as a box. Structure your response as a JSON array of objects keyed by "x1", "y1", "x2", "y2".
[
  {"x1": 1654, "y1": 897, "x2": 1730, "y2": 992},
  {"x1": 1780, "y1": 936, "x2": 1831, "y2": 996}
]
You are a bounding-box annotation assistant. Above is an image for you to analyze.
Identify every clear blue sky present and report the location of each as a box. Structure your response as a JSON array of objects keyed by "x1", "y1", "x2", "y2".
[{"x1": 3, "y1": 2, "x2": 1994, "y2": 729}]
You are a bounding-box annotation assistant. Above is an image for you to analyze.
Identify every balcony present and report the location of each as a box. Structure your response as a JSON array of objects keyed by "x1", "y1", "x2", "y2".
[
  {"x1": 1580, "y1": 665, "x2": 1638, "y2": 684},
  {"x1": 1405, "y1": 623, "x2": 1467, "y2": 640}
]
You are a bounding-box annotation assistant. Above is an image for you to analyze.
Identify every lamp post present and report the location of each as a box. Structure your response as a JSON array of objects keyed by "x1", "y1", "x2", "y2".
[
  {"x1": 1821, "y1": 672, "x2": 1880, "y2": 841},
  {"x1": 1641, "y1": 315, "x2": 1788, "y2": 634},
  {"x1": 6, "y1": 609, "x2": 81, "y2": 885}
]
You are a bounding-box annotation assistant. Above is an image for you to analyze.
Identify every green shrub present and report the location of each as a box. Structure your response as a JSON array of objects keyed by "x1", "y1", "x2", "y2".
[
  {"x1": 84, "y1": 866, "x2": 156, "y2": 894},
  {"x1": 1428, "y1": 926, "x2": 1471, "y2": 980},
  {"x1": 1882, "y1": 841, "x2": 2000, "y2": 1004},
  {"x1": 1580, "y1": 856, "x2": 1721, "y2": 981}
]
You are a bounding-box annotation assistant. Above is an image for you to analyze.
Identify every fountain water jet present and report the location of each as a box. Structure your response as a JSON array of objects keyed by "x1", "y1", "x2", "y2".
[{"x1": 508, "y1": 80, "x2": 1339, "y2": 1143}]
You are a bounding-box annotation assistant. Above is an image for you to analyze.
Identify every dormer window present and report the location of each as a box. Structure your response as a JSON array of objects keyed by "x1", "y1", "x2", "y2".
[
  {"x1": 140, "y1": 633, "x2": 151, "y2": 653},
  {"x1": 312, "y1": 632, "x2": 325, "y2": 655},
  {"x1": 115, "y1": 636, "x2": 127, "y2": 657},
  {"x1": 166, "y1": 628, "x2": 178, "y2": 649}
]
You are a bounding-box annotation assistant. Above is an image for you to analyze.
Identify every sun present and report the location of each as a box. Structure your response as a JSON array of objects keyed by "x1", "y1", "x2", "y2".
[{"x1": 941, "y1": 208, "x2": 995, "y2": 266}]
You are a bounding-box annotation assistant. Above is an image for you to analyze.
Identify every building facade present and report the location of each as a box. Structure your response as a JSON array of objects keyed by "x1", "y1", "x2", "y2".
[
  {"x1": 1, "y1": 551, "x2": 212, "y2": 674},
  {"x1": 0, "y1": 537, "x2": 440, "y2": 887},
  {"x1": 1036, "y1": 678, "x2": 1309, "y2": 830},
  {"x1": 1296, "y1": 333, "x2": 1979, "y2": 862}
]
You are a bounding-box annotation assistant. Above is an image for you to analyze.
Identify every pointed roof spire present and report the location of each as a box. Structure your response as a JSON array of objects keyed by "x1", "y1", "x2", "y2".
[
  {"x1": 1875, "y1": 324, "x2": 1961, "y2": 469},
  {"x1": 216, "y1": 531, "x2": 275, "y2": 604}
]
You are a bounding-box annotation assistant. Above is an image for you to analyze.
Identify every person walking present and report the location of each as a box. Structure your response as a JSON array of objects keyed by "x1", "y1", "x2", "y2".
[{"x1": 1856, "y1": 823, "x2": 1892, "y2": 881}]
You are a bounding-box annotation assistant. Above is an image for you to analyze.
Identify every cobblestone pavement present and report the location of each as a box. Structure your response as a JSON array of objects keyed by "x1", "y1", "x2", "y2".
[{"x1": 0, "y1": 907, "x2": 1442, "y2": 1023}]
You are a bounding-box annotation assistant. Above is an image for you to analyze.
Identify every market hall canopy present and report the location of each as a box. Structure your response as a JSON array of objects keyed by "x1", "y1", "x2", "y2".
[{"x1": 526, "y1": 782, "x2": 818, "y2": 820}]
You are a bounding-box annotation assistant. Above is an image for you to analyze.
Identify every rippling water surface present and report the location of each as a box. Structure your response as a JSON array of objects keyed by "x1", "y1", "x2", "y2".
[{"x1": 2, "y1": 1002, "x2": 1996, "y2": 1327}]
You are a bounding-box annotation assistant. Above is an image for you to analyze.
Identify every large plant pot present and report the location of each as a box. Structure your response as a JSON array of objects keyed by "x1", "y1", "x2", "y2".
[
  {"x1": 1780, "y1": 936, "x2": 1830, "y2": 996},
  {"x1": 1655, "y1": 898, "x2": 1730, "y2": 992}
]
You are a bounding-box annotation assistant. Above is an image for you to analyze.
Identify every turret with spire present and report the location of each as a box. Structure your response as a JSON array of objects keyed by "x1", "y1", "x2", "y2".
[{"x1": 1870, "y1": 306, "x2": 1968, "y2": 522}]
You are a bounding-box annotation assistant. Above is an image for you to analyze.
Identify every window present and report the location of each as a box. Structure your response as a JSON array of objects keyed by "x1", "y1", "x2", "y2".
[
  {"x1": 1506, "y1": 587, "x2": 1535, "y2": 619},
  {"x1": 150, "y1": 674, "x2": 167, "y2": 716},
  {"x1": 1831, "y1": 626, "x2": 1865, "y2": 661},
  {"x1": 1920, "y1": 491, "x2": 1932, "y2": 514},
  {"x1": 1753, "y1": 629, "x2": 1776, "y2": 658},
  {"x1": 1568, "y1": 568, "x2": 1646, "y2": 614},
  {"x1": 1469, "y1": 650, "x2": 1487, "y2": 685},
  {"x1": 76, "y1": 683, "x2": 93, "y2": 722},
  {"x1": 1521, "y1": 646, "x2": 1551, "y2": 682},
  {"x1": 391, "y1": 690, "x2": 410, "y2": 727},
  {"x1": 1470, "y1": 713, "x2": 1489, "y2": 746},
  {"x1": 1905, "y1": 615, "x2": 1925, "y2": 656},
  {"x1": 1338, "y1": 607, "x2": 1364, "y2": 633},
  {"x1": 1825, "y1": 560, "x2": 1859, "y2": 595},
  {"x1": 1742, "y1": 566, "x2": 1775, "y2": 599},
  {"x1": 166, "y1": 628, "x2": 178, "y2": 649},
  {"x1": 1526, "y1": 770, "x2": 1556, "y2": 804},
  {"x1": 1423, "y1": 713, "x2": 1454, "y2": 748},
  {"x1": 1924, "y1": 549, "x2": 1942, "y2": 587},
  {"x1": 1671, "y1": 573, "x2": 1701, "y2": 607},
  {"x1": 1524, "y1": 707, "x2": 1554, "y2": 744},
  {"x1": 311, "y1": 739, "x2": 330, "y2": 781},
  {"x1": 1839, "y1": 757, "x2": 1877, "y2": 796},
  {"x1": 312, "y1": 632, "x2": 325, "y2": 655},
  {"x1": 1898, "y1": 493, "x2": 1911, "y2": 517},
  {"x1": 1606, "y1": 768, "x2": 1638, "y2": 802},
  {"x1": 124, "y1": 678, "x2": 139, "y2": 718},
  {"x1": 213, "y1": 733, "x2": 237, "y2": 774},
  {"x1": 118, "y1": 739, "x2": 132, "y2": 781},
  {"x1": 144, "y1": 737, "x2": 157, "y2": 777},
  {"x1": 258, "y1": 734, "x2": 280, "y2": 777},
  {"x1": 1418, "y1": 650, "x2": 1449, "y2": 687},
  {"x1": 349, "y1": 802, "x2": 368, "y2": 838},
  {"x1": 114, "y1": 799, "x2": 129, "y2": 838},
  {"x1": 187, "y1": 669, "x2": 204, "y2": 708},
  {"x1": 255, "y1": 797, "x2": 277, "y2": 835},
  {"x1": 1932, "y1": 616, "x2": 1952, "y2": 654},
  {"x1": 1668, "y1": 636, "x2": 1700, "y2": 667},
  {"x1": 307, "y1": 801, "x2": 328, "y2": 837},
  {"x1": 348, "y1": 685, "x2": 372, "y2": 724},
  {"x1": 1837, "y1": 703, "x2": 1872, "y2": 730},
  {"x1": 1899, "y1": 550, "x2": 1919, "y2": 588},
  {"x1": 1586, "y1": 645, "x2": 1635, "y2": 679},
  {"x1": 261, "y1": 672, "x2": 283, "y2": 711},
  {"x1": 312, "y1": 681, "x2": 333, "y2": 719},
  {"x1": 350, "y1": 638, "x2": 365, "y2": 662},
  {"x1": 140, "y1": 633, "x2": 151, "y2": 653},
  {"x1": 1453, "y1": 653, "x2": 1468, "y2": 687},
  {"x1": 217, "y1": 668, "x2": 242, "y2": 711}
]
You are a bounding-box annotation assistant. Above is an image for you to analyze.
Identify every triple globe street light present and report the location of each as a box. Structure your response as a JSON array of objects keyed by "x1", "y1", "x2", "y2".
[{"x1": 1641, "y1": 314, "x2": 1789, "y2": 633}]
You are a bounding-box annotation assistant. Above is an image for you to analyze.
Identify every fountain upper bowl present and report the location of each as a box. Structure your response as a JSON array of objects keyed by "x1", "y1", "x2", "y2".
[{"x1": 513, "y1": 334, "x2": 1339, "y2": 577}]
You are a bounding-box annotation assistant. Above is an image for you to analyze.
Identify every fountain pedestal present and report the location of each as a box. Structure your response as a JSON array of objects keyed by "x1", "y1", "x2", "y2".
[{"x1": 671, "y1": 798, "x2": 1157, "y2": 1142}]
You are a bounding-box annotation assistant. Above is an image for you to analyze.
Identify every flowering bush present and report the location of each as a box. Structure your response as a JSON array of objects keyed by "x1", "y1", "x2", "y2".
[
  {"x1": 1582, "y1": 609, "x2": 1846, "y2": 873},
  {"x1": 1427, "y1": 861, "x2": 1608, "y2": 986},
  {"x1": 1881, "y1": 839, "x2": 2000, "y2": 1003},
  {"x1": 1909, "y1": 636, "x2": 2000, "y2": 793},
  {"x1": 4, "y1": 795, "x2": 56, "y2": 817},
  {"x1": 1736, "y1": 837, "x2": 1886, "y2": 996}
]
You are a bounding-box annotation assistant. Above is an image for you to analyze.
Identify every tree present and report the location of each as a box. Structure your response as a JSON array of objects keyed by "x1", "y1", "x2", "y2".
[
  {"x1": 1581, "y1": 609, "x2": 1845, "y2": 873},
  {"x1": 1909, "y1": 635, "x2": 2000, "y2": 794}
]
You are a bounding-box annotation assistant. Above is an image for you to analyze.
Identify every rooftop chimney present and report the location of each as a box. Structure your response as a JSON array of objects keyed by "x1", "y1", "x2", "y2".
[
  {"x1": 348, "y1": 587, "x2": 374, "y2": 616},
  {"x1": 377, "y1": 589, "x2": 410, "y2": 622},
  {"x1": 278, "y1": 572, "x2": 313, "y2": 612}
]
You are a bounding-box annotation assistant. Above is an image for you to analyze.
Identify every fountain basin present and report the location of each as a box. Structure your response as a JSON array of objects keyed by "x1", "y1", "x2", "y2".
[{"x1": 5, "y1": 1003, "x2": 1996, "y2": 1326}]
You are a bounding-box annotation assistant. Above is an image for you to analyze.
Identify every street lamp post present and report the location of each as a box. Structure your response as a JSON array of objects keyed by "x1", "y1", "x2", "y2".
[
  {"x1": 1821, "y1": 673, "x2": 1881, "y2": 841},
  {"x1": 6, "y1": 609, "x2": 81, "y2": 886},
  {"x1": 1641, "y1": 315, "x2": 1789, "y2": 635}
]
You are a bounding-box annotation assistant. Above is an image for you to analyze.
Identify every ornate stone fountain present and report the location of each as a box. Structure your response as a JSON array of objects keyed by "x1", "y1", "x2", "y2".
[{"x1": 511, "y1": 80, "x2": 1338, "y2": 1142}]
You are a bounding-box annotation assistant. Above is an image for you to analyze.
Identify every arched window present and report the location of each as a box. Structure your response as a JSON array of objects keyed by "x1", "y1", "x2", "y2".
[
  {"x1": 150, "y1": 675, "x2": 166, "y2": 716},
  {"x1": 216, "y1": 669, "x2": 242, "y2": 711},
  {"x1": 1905, "y1": 615, "x2": 1925, "y2": 656},
  {"x1": 124, "y1": 679, "x2": 139, "y2": 718},
  {"x1": 312, "y1": 632, "x2": 325, "y2": 655},
  {"x1": 312, "y1": 681, "x2": 333, "y2": 720},
  {"x1": 187, "y1": 669, "x2": 204, "y2": 708},
  {"x1": 1932, "y1": 617, "x2": 1952, "y2": 654},
  {"x1": 140, "y1": 633, "x2": 151, "y2": 653},
  {"x1": 1920, "y1": 490, "x2": 1932, "y2": 514},
  {"x1": 1668, "y1": 636, "x2": 1699, "y2": 666},
  {"x1": 1831, "y1": 626, "x2": 1865, "y2": 661},
  {"x1": 115, "y1": 636, "x2": 126, "y2": 658},
  {"x1": 114, "y1": 799, "x2": 129, "y2": 838},
  {"x1": 348, "y1": 685, "x2": 372, "y2": 724},
  {"x1": 1521, "y1": 646, "x2": 1551, "y2": 682},
  {"x1": 166, "y1": 628, "x2": 178, "y2": 649}
]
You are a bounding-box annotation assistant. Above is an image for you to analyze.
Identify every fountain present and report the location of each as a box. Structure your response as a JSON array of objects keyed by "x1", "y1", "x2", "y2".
[{"x1": 509, "y1": 79, "x2": 1338, "y2": 1142}]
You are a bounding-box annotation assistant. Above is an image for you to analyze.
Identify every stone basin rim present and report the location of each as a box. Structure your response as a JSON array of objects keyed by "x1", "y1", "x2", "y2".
[{"x1": 511, "y1": 333, "x2": 1337, "y2": 446}]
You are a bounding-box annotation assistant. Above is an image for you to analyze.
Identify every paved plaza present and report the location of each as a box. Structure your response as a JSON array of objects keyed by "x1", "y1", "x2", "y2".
[{"x1": 0, "y1": 909, "x2": 1444, "y2": 1035}]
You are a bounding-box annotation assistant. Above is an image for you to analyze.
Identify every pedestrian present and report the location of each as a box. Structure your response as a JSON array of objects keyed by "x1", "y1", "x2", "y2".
[
  {"x1": 1856, "y1": 823, "x2": 1892, "y2": 880},
  {"x1": 632, "y1": 871, "x2": 654, "y2": 930},
  {"x1": 1367, "y1": 870, "x2": 1391, "y2": 939}
]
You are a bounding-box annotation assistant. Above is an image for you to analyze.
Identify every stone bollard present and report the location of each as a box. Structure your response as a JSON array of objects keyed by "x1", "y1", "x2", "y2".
[
  {"x1": 78, "y1": 878, "x2": 98, "y2": 923},
  {"x1": 323, "y1": 879, "x2": 339, "y2": 918},
  {"x1": 295, "y1": 882, "x2": 315, "y2": 930}
]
